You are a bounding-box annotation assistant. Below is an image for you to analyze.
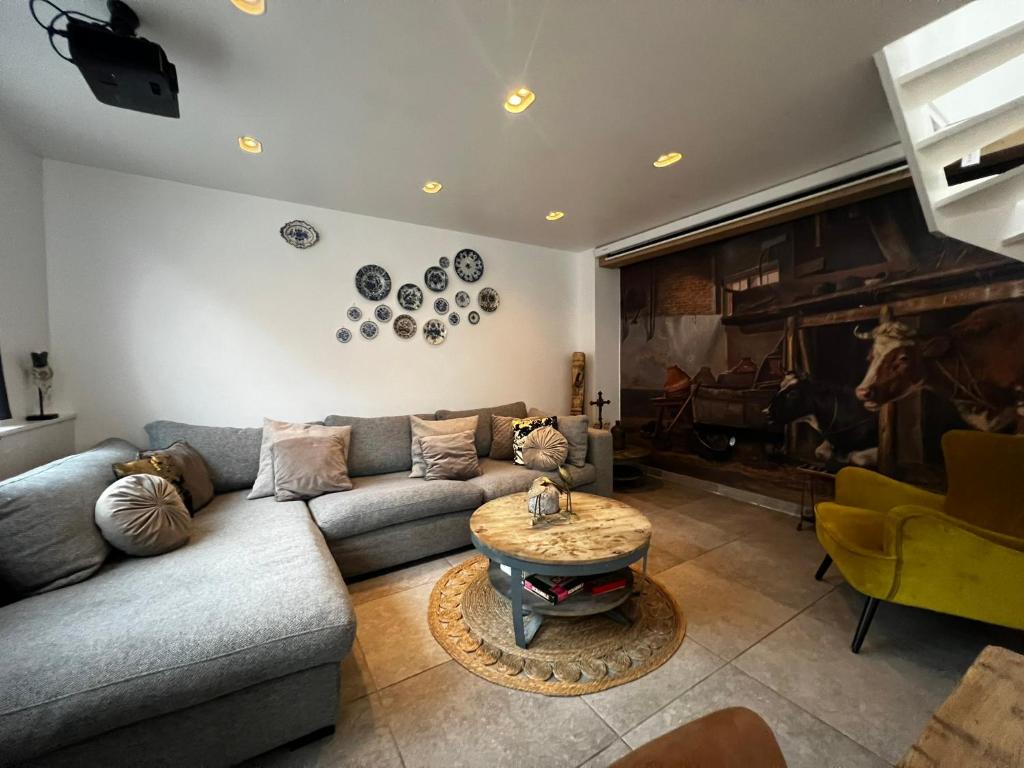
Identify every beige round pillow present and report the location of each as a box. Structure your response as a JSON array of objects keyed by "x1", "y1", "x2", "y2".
[
  {"x1": 521, "y1": 426, "x2": 569, "y2": 471},
  {"x1": 95, "y1": 474, "x2": 191, "y2": 556}
]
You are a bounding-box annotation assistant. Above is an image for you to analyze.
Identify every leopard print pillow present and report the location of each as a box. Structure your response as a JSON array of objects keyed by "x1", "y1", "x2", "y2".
[{"x1": 511, "y1": 415, "x2": 558, "y2": 466}]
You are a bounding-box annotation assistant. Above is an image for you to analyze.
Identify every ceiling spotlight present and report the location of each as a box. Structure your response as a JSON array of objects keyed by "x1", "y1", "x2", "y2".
[
  {"x1": 238, "y1": 135, "x2": 263, "y2": 154},
  {"x1": 653, "y1": 152, "x2": 683, "y2": 168},
  {"x1": 230, "y1": 0, "x2": 266, "y2": 15},
  {"x1": 422, "y1": 181, "x2": 443, "y2": 194},
  {"x1": 545, "y1": 211, "x2": 565, "y2": 221},
  {"x1": 504, "y1": 87, "x2": 535, "y2": 114}
]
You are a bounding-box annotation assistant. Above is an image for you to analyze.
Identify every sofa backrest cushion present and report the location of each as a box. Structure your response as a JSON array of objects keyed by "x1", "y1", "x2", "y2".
[
  {"x1": 435, "y1": 401, "x2": 527, "y2": 455},
  {"x1": 322, "y1": 414, "x2": 430, "y2": 477},
  {"x1": 0, "y1": 438, "x2": 138, "y2": 598},
  {"x1": 145, "y1": 421, "x2": 261, "y2": 493}
]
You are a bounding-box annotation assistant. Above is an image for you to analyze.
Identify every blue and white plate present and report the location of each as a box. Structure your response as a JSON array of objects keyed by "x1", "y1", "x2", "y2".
[
  {"x1": 468, "y1": 311, "x2": 480, "y2": 325},
  {"x1": 455, "y1": 290, "x2": 470, "y2": 308},
  {"x1": 448, "y1": 312, "x2": 460, "y2": 326},
  {"x1": 374, "y1": 305, "x2": 393, "y2": 323},
  {"x1": 336, "y1": 327, "x2": 352, "y2": 343},
  {"x1": 359, "y1": 320, "x2": 379, "y2": 340},
  {"x1": 424, "y1": 266, "x2": 448, "y2": 293},
  {"x1": 346, "y1": 306, "x2": 362, "y2": 322},
  {"x1": 393, "y1": 314, "x2": 417, "y2": 339},
  {"x1": 423, "y1": 319, "x2": 447, "y2": 345},
  {"x1": 280, "y1": 220, "x2": 319, "y2": 249},
  {"x1": 478, "y1": 287, "x2": 500, "y2": 313},
  {"x1": 439, "y1": 256, "x2": 450, "y2": 268},
  {"x1": 397, "y1": 283, "x2": 424, "y2": 311},
  {"x1": 434, "y1": 297, "x2": 449, "y2": 314},
  {"x1": 355, "y1": 264, "x2": 392, "y2": 301},
  {"x1": 454, "y1": 249, "x2": 484, "y2": 283}
]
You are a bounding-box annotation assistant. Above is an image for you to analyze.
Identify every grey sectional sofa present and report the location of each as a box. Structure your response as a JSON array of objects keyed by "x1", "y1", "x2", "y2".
[{"x1": 0, "y1": 401, "x2": 611, "y2": 766}]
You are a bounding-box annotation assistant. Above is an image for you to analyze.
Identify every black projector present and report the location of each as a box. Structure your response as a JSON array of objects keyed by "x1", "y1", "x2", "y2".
[{"x1": 66, "y1": 9, "x2": 179, "y2": 118}]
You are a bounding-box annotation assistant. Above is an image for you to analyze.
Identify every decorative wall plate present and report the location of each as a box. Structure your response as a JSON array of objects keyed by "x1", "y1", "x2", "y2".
[
  {"x1": 336, "y1": 328, "x2": 352, "y2": 343},
  {"x1": 478, "y1": 287, "x2": 500, "y2": 312},
  {"x1": 439, "y1": 256, "x2": 450, "y2": 268},
  {"x1": 355, "y1": 264, "x2": 392, "y2": 301},
  {"x1": 424, "y1": 266, "x2": 449, "y2": 293},
  {"x1": 397, "y1": 283, "x2": 424, "y2": 310},
  {"x1": 468, "y1": 311, "x2": 480, "y2": 325},
  {"x1": 434, "y1": 297, "x2": 449, "y2": 314},
  {"x1": 280, "y1": 220, "x2": 319, "y2": 249},
  {"x1": 448, "y1": 312, "x2": 460, "y2": 326},
  {"x1": 454, "y1": 290, "x2": 470, "y2": 308},
  {"x1": 454, "y1": 249, "x2": 484, "y2": 282},
  {"x1": 374, "y1": 305, "x2": 393, "y2": 323},
  {"x1": 346, "y1": 306, "x2": 362, "y2": 322},
  {"x1": 423, "y1": 319, "x2": 447, "y2": 345},
  {"x1": 359, "y1": 320, "x2": 379, "y2": 340},
  {"x1": 393, "y1": 314, "x2": 417, "y2": 339}
]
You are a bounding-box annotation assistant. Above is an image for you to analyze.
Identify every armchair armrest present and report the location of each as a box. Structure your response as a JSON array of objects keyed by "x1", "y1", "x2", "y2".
[
  {"x1": 835, "y1": 467, "x2": 945, "y2": 515},
  {"x1": 586, "y1": 428, "x2": 613, "y2": 497}
]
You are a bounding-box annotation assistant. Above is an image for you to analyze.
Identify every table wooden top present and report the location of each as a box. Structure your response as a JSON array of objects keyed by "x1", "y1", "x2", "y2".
[
  {"x1": 470, "y1": 492, "x2": 651, "y2": 566},
  {"x1": 899, "y1": 645, "x2": 1024, "y2": 768}
]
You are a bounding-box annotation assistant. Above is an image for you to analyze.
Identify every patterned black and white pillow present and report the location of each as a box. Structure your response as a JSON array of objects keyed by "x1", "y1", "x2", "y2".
[{"x1": 511, "y1": 416, "x2": 559, "y2": 466}]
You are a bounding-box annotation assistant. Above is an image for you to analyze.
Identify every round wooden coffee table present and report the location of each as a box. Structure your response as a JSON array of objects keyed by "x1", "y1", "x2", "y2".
[{"x1": 469, "y1": 492, "x2": 652, "y2": 648}]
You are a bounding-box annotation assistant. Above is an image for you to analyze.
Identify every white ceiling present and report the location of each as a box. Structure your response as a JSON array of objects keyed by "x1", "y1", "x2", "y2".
[{"x1": 0, "y1": 0, "x2": 968, "y2": 251}]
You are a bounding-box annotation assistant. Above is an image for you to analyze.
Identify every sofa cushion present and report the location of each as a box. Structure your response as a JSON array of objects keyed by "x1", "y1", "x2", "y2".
[
  {"x1": 435, "y1": 401, "x2": 527, "y2": 455},
  {"x1": 322, "y1": 414, "x2": 421, "y2": 477},
  {"x1": 308, "y1": 471, "x2": 484, "y2": 540},
  {"x1": 0, "y1": 491, "x2": 354, "y2": 764},
  {"x1": 94, "y1": 474, "x2": 192, "y2": 556},
  {"x1": 528, "y1": 408, "x2": 590, "y2": 467},
  {"x1": 0, "y1": 438, "x2": 137, "y2": 599},
  {"x1": 145, "y1": 421, "x2": 262, "y2": 493},
  {"x1": 469, "y1": 458, "x2": 597, "y2": 501}
]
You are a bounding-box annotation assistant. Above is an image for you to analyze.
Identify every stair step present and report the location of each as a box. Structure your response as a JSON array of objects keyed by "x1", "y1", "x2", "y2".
[
  {"x1": 916, "y1": 93, "x2": 1024, "y2": 158},
  {"x1": 934, "y1": 163, "x2": 1024, "y2": 210},
  {"x1": 898, "y1": 18, "x2": 1024, "y2": 88}
]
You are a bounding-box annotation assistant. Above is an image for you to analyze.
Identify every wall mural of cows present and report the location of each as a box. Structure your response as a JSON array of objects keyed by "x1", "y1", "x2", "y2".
[{"x1": 854, "y1": 302, "x2": 1024, "y2": 434}]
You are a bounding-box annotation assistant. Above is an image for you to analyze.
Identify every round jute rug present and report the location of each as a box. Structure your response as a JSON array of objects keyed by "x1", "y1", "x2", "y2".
[{"x1": 427, "y1": 555, "x2": 686, "y2": 696}]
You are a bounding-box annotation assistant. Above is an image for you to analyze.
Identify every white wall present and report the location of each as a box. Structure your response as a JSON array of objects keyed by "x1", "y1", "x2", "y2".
[
  {"x1": 574, "y1": 252, "x2": 620, "y2": 426},
  {"x1": 0, "y1": 121, "x2": 49, "y2": 420},
  {"x1": 43, "y1": 161, "x2": 582, "y2": 449}
]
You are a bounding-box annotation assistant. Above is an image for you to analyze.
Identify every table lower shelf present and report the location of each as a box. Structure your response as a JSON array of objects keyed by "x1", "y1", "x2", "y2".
[{"x1": 487, "y1": 561, "x2": 634, "y2": 617}]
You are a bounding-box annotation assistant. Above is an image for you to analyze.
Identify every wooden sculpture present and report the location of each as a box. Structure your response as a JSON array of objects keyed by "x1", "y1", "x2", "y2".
[{"x1": 570, "y1": 352, "x2": 585, "y2": 416}]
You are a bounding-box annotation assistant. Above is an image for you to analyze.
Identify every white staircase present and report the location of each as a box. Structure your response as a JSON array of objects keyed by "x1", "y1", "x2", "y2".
[{"x1": 875, "y1": 0, "x2": 1024, "y2": 262}]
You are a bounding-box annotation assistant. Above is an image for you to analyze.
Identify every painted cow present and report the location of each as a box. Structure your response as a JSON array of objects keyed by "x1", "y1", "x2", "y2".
[
  {"x1": 765, "y1": 373, "x2": 879, "y2": 466},
  {"x1": 854, "y1": 302, "x2": 1024, "y2": 433}
]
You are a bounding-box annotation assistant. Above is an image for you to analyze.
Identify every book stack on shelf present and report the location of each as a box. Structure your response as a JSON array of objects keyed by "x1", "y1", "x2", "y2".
[{"x1": 500, "y1": 565, "x2": 630, "y2": 605}]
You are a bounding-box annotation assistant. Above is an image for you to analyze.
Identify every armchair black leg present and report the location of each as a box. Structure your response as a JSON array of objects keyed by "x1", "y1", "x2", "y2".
[
  {"x1": 814, "y1": 554, "x2": 832, "y2": 581},
  {"x1": 851, "y1": 596, "x2": 879, "y2": 654}
]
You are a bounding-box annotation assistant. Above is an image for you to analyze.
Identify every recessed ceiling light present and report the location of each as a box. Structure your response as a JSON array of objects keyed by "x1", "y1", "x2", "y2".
[
  {"x1": 545, "y1": 211, "x2": 565, "y2": 221},
  {"x1": 230, "y1": 0, "x2": 265, "y2": 15},
  {"x1": 238, "y1": 135, "x2": 263, "y2": 154},
  {"x1": 653, "y1": 152, "x2": 683, "y2": 168},
  {"x1": 422, "y1": 181, "x2": 443, "y2": 194},
  {"x1": 504, "y1": 87, "x2": 535, "y2": 114}
]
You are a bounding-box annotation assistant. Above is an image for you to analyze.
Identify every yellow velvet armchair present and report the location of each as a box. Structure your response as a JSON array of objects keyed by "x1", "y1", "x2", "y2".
[{"x1": 814, "y1": 430, "x2": 1024, "y2": 653}]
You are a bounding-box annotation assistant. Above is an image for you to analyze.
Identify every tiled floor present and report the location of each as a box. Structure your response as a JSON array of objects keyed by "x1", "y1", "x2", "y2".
[{"x1": 251, "y1": 478, "x2": 1024, "y2": 768}]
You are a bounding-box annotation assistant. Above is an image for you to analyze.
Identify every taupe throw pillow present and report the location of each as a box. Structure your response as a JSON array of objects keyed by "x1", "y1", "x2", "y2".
[
  {"x1": 521, "y1": 426, "x2": 569, "y2": 471},
  {"x1": 528, "y1": 408, "x2": 589, "y2": 467},
  {"x1": 489, "y1": 414, "x2": 516, "y2": 460},
  {"x1": 249, "y1": 418, "x2": 336, "y2": 499},
  {"x1": 140, "y1": 441, "x2": 215, "y2": 512},
  {"x1": 271, "y1": 432, "x2": 353, "y2": 501},
  {"x1": 418, "y1": 430, "x2": 481, "y2": 481},
  {"x1": 95, "y1": 474, "x2": 191, "y2": 557},
  {"x1": 409, "y1": 414, "x2": 478, "y2": 478}
]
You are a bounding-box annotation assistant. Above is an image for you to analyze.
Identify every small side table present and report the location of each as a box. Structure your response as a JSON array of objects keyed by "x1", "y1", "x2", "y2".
[
  {"x1": 794, "y1": 464, "x2": 836, "y2": 531},
  {"x1": 614, "y1": 446, "x2": 651, "y2": 490}
]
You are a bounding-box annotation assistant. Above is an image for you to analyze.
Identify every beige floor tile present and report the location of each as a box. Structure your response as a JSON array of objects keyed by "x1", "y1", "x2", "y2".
[
  {"x1": 249, "y1": 693, "x2": 403, "y2": 768},
  {"x1": 677, "y1": 494, "x2": 789, "y2": 538},
  {"x1": 686, "y1": 538, "x2": 835, "y2": 611},
  {"x1": 655, "y1": 561, "x2": 796, "y2": 659},
  {"x1": 381, "y1": 661, "x2": 617, "y2": 768},
  {"x1": 347, "y1": 556, "x2": 452, "y2": 606},
  {"x1": 734, "y1": 585, "x2": 1024, "y2": 764},
  {"x1": 623, "y1": 665, "x2": 888, "y2": 768},
  {"x1": 630, "y1": 544, "x2": 685, "y2": 575},
  {"x1": 577, "y1": 738, "x2": 631, "y2": 768},
  {"x1": 446, "y1": 547, "x2": 478, "y2": 567},
  {"x1": 583, "y1": 639, "x2": 725, "y2": 735},
  {"x1": 340, "y1": 640, "x2": 376, "y2": 704},
  {"x1": 645, "y1": 508, "x2": 737, "y2": 560},
  {"x1": 355, "y1": 582, "x2": 450, "y2": 689}
]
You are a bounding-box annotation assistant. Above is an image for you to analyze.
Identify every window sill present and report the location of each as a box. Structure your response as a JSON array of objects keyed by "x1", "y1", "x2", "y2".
[{"x1": 0, "y1": 413, "x2": 77, "y2": 439}]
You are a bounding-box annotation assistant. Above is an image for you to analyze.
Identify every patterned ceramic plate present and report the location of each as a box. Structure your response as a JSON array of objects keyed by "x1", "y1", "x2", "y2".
[
  {"x1": 455, "y1": 290, "x2": 470, "y2": 308},
  {"x1": 454, "y1": 249, "x2": 484, "y2": 283},
  {"x1": 424, "y1": 266, "x2": 448, "y2": 293},
  {"x1": 355, "y1": 264, "x2": 392, "y2": 301},
  {"x1": 448, "y1": 312, "x2": 460, "y2": 326},
  {"x1": 346, "y1": 306, "x2": 362, "y2": 322},
  {"x1": 336, "y1": 328, "x2": 352, "y2": 343},
  {"x1": 423, "y1": 319, "x2": 447, "y2": 345},
  {"x1": 374, "y1": 305, "x2": 393, "y2": 323},
  {"x1": 478, "y1": 287, "x2": 500, "y2": 312},
  {"x1": 280, "y1": 220, "x2": 319, "y2": 249},
  {"x1": 434, "y1": 297, "x2": 449, "y2": 314},
  {"x1": 359, "y1": 320, "x2": 379, "y2": 340},
  {"x1": 397, "y1": 283, "x2": 424, "y2": 311},
  {"x1": 468, "y1": 311, "x2": 480, "y2": 325},
  {"x1": 393, "y1": 314, "x2": 417, "y2": 340},
  {"x1": 439, "y1": 256, "x2": 450, "y2": 268}
]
